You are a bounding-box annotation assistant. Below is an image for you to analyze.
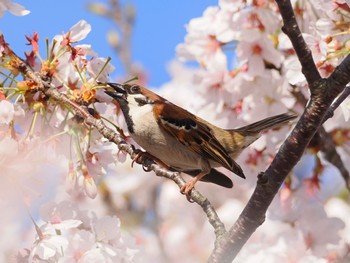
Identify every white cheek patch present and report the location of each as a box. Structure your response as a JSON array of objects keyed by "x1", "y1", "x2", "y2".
[
  {"x1": 131, "y1": 94, "x2": 152, "y2": 106},
  {"x1": 128, "y1": 98, "x2": 153, "y2": 122},
  {"x1": 132, "y1": 94, "x2": 147, "y2": 101}
]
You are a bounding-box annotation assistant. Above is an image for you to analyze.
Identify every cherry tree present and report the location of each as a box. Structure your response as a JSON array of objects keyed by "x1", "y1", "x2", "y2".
[{"x1": 1, "y1": 0, "x2": 350, "y2": 262}]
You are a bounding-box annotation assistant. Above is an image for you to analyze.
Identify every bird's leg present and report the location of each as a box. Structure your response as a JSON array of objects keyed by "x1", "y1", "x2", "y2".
[{"x1": 180, "y1": 171, "x2": 207, "y2": 196}]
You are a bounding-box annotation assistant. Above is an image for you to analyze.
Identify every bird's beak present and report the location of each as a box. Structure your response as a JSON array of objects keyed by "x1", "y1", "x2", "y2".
[
  {"x1": 105, "y1": 83, "x2": 127, "y2": 101},
  {"x1": 107, "y1": 83, "x2": 126, "y2": 94}
]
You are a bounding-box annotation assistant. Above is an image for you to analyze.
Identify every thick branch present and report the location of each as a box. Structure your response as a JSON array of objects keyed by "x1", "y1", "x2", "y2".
[
  {"x1": 326, "y1": 55, "x2": 350, "y2": 100},
  {"x1": 208, "y1": 4, "x2": 350, "y2": 263},
  {"x1": 209, "y1": 93, "x2": 329, "y2": 262}
]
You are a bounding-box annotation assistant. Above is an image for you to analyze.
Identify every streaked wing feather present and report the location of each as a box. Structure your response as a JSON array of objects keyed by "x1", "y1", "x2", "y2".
[{"x1": 156, "y1": 102, "x2": 237, "y2": 173}]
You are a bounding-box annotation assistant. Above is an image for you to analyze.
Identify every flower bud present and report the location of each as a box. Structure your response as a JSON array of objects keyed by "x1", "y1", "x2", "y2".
[
  {"x1": 65, "y1": 161, "x2": 77, "y2": 192},
  {"x1": 82, "y1": 164, "x2": 97, "y2": 199}
]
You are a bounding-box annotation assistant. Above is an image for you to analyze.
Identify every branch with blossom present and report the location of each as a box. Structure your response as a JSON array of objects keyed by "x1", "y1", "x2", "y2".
[
  {"x1": 2, "y1": 0, "x2": 350, "y2": 262},
  {"x1": 1, "y1": 22, "x2": 226, "y2": 239},
  {"x1": 292, "y1": 84, "x2": 350, "y2": 190},
  {"x1": 209, "y1": 55, "x2": 350, "y2": 262},
  {"x1": 208, "y1": 0, "x2": 350, "y2": 261}
]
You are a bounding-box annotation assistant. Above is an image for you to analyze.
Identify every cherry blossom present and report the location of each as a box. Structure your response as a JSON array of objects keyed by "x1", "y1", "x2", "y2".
[
  {"x1": 87, "y1": 57, "x2": 115, "y2": 82},
  {"x1": 0, "y1": 0, "x2": 30, "y2": 17},
  {"x1": 58, "y1": 19, "x2": 92, "y2": 46},
  {"x1": 30, "y1": 235, "x2": 68, "y2": 261},
  {"x1": 22, "y1": 200, "x2": 140, "y2": 262},
  {"x1": 0, "y1": 99, "x2": 14, "y2": 125},
  {"x1": 176, "y1": 7, "x2": 229, "y2": 68},
  {"x1": 236, "y1": 29, "x2": 282, "y2": 77},
  {"x1": 1, "y1": 0, "x2": 350, "y2": 262}
]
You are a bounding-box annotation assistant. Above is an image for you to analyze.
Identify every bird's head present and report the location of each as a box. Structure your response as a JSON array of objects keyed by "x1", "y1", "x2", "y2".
[
  {"x1": 105, "y1": 82, "x2": 161, "y2": 108},
  {"x1": 105, "y1": 82, "x2": 163, "y2": 133}
]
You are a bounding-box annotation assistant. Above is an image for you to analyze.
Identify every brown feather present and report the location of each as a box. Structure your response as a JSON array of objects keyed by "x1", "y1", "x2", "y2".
[
  {"x1": 230, "y1": 113, "x2": 297, "y2": 135},
  {"x1": 153, "y1": 101, "x2": 245, "y2": 178}
]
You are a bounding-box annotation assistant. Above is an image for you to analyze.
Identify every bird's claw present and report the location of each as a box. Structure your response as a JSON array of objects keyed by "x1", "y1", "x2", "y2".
[
  {"x1": 131, "y1": 149, "x2": 143, "y2": 168},
  {"x1": 180, "y1": 181, "x2": 196, "y2": 203},
  {"x1": 131, "y1": 149, "x2": 155, "y2": 172},
  {"x1": 142, "y1": 165, "x2": 152, "y2": 172}
]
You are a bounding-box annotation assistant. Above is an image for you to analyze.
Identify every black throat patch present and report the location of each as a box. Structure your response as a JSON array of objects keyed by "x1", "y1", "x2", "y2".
[{"x1": 118, "y1": 100, "x2": 135, "y2": 134}]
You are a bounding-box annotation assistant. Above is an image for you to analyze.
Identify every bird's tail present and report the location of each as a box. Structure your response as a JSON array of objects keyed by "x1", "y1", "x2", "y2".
[
  {"x1": 231, "y1": 113, "x2": 297, "y2": 135},
  {"x1": 224, "y1": 113, "x2": 297, "y2": 158}
]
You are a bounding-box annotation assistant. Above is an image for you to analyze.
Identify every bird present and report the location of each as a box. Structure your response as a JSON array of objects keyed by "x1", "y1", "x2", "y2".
[{"x1": 105, "y1": 82, "x2": 297, "y2": 195}]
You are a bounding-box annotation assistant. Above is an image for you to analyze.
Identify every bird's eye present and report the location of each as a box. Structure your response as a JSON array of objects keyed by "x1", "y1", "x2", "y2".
[{"x1": 130, "y1": 85, "x2": 140, "y2": 94}]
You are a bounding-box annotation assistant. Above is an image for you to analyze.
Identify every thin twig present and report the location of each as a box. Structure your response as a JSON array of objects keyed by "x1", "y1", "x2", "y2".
[
  {"x1": 320, "y1": 85, "x2": 350, "y2": 190},
  {"x1": 292, "y1": 86, "x2": 350, "y2": 191},
  {"x1": 317, "y1": 126, "x2": 350, "y2": 190},
  {"x1": 323, "y1": 85, "x2": 350, "y2": 122}
]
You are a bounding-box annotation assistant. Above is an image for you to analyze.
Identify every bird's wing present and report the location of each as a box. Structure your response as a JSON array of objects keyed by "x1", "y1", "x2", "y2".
[{"x1": 154, "y1": 102, "x2": 245, "y2": 178}]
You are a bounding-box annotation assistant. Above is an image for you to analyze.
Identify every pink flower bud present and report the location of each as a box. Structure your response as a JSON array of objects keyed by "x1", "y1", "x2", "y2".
[
  {"x1": 65, "y1": 161, "x2": 77, "y2": 192},
  {"x1": 82, "y1": 164, "x2": 97, "y2": 199}
]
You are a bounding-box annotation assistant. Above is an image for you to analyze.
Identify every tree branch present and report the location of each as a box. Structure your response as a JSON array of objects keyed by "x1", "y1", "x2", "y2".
[
  {"x1": 209, "y1": 63, "x2": 350, "y2": 263},
  {"x1": 9, "y1": 50, "x2": 227, "y2": 239},
  {"x1": 208, "y1": 2, "x2": 350, "y2": 262},
  {"x1": 320, "y1": 85, "x2": 350, "y2": 190},
  {"x1": 317, "y1": 126, "x2": 350, "y2": 190},
  {"x1": 292, "y1": 85, "x2": 350, "y2": 191},
  {"x1": 275, "y1": 0, "x2": 321, "y2": 87}
]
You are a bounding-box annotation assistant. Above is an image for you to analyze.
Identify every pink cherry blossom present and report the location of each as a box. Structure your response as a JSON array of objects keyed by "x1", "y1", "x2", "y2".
[
  {"x1": 176, "y1": 7, "x2": 230, "y2": 68},
  {"x1": 59, "y1": 19, "x2": 92, "y2": 45},
  {"x1": 87, "y1": 57, "x2": 115, "y2": 82},
  {"x1": 83, "y1": 173, "x2": 98, "y2": 199},
  {"x1": 0, "y1": 100, "x2": 14, "y2": 125},
  {"x1": 0, "y1": 0, "x2": 30, "y2": 17},
  {"x1": 237, "y1": 29, "x2": 282, "y2": 77},
  {"x1": 62, "y1": 229, "x2": 95, "y2": 262},
  {"x1": 1, "y1": 1, "x2": 350, "y2": 262},
  {"x1": 29, "y1": 225, "x2": 69, "y2": 261}
]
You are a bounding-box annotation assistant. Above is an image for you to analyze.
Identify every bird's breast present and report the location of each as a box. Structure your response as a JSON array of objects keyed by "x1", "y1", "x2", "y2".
[{"x1": 129, "y1": 107, "x2": 204, "y2": 171}]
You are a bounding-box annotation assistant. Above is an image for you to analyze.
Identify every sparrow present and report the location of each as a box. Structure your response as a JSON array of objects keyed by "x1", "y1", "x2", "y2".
[{"x1": 105, "y1": 82, "x2": 297, "y2": 195}]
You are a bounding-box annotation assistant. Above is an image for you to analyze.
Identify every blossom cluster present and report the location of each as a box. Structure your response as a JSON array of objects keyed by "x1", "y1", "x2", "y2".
[
  {"x1": 1, "y1": 0, "x2": 350, "y2": 262},
  {"x1": 16, "y1": 201, "x2": 138, "y2": 262},
  {"x1": 0, "y1": 13, "x2": 139, "y2": 261},
  {"x1": 159, "y1": 0, "x2": 350, "y2": 261}
]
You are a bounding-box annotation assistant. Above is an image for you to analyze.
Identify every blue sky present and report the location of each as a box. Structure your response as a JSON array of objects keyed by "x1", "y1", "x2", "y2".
[{"x1": 1, "y1": 0, "x2": 216, "y2": 86}]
